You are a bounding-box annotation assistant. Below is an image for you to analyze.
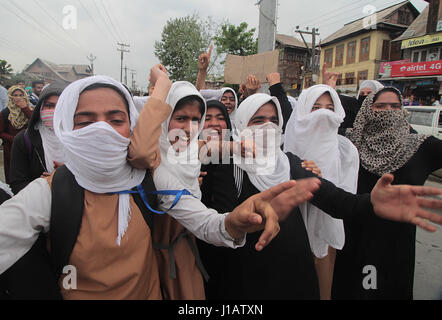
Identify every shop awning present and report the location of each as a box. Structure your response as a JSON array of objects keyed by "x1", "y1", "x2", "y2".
[{"x1": 379, "y1": 75, "x2": 442, "y2": 81}]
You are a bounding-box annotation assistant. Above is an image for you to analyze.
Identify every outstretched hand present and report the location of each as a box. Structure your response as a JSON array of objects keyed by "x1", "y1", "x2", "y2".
[
  {"x1": 371, "y1": 174, "x2": 442, "y2": 232},
  {"x1": 226, "y1": 178, "x2": 321, "y2": 251}
]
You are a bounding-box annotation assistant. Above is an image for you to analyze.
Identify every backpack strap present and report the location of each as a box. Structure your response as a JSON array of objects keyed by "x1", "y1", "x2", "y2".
[
  {"x1": 50, "y1": 165, "x2": 85, "y2": 279},
  {"x1": 131, "y1": 171, "x2": 158, "y2": 233}
]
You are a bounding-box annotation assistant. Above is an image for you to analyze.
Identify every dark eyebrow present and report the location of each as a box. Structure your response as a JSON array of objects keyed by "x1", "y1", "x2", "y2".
[{"x1": 74, "y1": 110, "x2": 127, "y2": 118}]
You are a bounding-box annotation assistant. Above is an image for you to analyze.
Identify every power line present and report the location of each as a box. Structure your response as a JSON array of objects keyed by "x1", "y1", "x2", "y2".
[
  {"x1": 99, "y1": 0, "x2": 124, "y2": 42},
  {"x1": 91, "y1": 0, "x2": 120, "y2": 42},
  {"x1": 102, "y1": 0, "x2": 129, "y2": 43},
  {"x1": 294, "y1": 0, "x2": 367, "y2": 29},
  {"x1": 32, "y1": 0, "x2": 87, "y2": 51},
  {"x1": 2, "y1": 0, "x2": 67, "y2": 50},
  {"x1": 76, "y1": 0, "x2": 114, "y2": 43}
]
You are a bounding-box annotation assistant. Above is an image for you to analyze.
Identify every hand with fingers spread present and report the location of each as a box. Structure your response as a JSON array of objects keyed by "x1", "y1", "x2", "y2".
[
  {"x1": 270, "y1": 177, "x2": 321, "y2": 221},
  {"x1": 371, "y1": 173, "x2": 442, "y2": 231},
  {"x1": 322, "y1": 63, "x2": 339, "y2": 89},
  {"x1": 302, "y1": 160, "x2": 322, "y2": 177},
  {"x1": 225, "y1": 178, "x2": 321, "y2": 251}
]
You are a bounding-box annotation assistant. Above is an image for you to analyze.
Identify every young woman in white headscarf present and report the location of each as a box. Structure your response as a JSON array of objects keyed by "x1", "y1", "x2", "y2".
[
  {"x1": 333, "y1": 86, "x2": 442, "y2": 300},
  {"x1": 134, "y1": 80, "x2": 323, "y2": 299},
  {"x1": 9, "y1": 82, "x2": 67, "y2": 194},
  {"x1": 196, "y1": 91, "x2": 442, "y2": 300},
  {"x1": 283, "y1": 84, "x2": 359, "y2": 299},
  {"x1": 0, "y1": 67, "x2": 316, "y2": 299}
]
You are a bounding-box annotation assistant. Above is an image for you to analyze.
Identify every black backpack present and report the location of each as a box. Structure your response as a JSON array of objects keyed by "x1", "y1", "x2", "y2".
[{"x1": 0, "y1": 165, "x2": 158, "y2": 300}]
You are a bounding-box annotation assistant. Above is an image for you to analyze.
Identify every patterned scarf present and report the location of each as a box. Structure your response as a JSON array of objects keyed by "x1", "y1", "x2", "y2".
[
  {"x1": 7, "y1": 86, "x2": 30, "y2": 129},
  {"x1": 346, "y1": 87, "x2": 429, "y2": 176}
]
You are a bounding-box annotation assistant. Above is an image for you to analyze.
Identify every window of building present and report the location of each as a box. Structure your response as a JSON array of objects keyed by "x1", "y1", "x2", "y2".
[
  {"x1": 381, "y1": 40, "x2": 390, "y2": 61},
  {"x1": 325, "y1": 48, "x2": 334, "y2": 67},
  {"x1": 390, "y1": 41, "x2": 402, "y2": 60},
  {"x1": 421, "y1": 50, "x2": 427, "y2": 62},
  {"x1": 345, "y1": 72, "x2": 355, "y2": 85},
  {"x1": 358, "y1": 70, "x2": 368, "y2": 84},
  {"x1": 359, "y1": 37, "x2": 370, "y2": 61},
  {"x1": 412, "y1": 51, "x2": 419, "y2": 62},
  {"x1": 336, "y1": 74, "x2": 343, "y2": 86},
  {"x1": 335, "y1": 44, "x2": 345, "y2": 66},
  {"x1": 347, "y1": 41, "x2": 356, "y2": 64}
]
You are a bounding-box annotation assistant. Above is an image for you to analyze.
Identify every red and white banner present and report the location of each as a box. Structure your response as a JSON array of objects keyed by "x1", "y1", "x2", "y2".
[{"x1": 391, "y1": 60, "x2": 442, "y2": 77}]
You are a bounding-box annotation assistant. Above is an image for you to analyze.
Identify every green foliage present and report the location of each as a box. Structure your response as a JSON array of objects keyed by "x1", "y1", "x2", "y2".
[
  {"x1": 213, "y1": 22, "x2": 258, "y2": 56},
  {"x1": 154, "y1": 15, "x2": 208, "y2": 83}
]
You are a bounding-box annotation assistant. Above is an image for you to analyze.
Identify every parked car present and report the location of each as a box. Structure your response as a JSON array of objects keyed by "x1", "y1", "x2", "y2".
[{"x1": 405, "y1": 106, "x2": 442, "y2": 178}]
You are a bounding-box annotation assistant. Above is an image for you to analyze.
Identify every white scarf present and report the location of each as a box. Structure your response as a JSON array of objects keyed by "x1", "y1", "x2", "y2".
[
  {"x1": 357, "y1": 80, "x2": 384, "y2": 99},
  {"x1": 153, "y1": 81, "x2": 206, "y2": 200},
  {"x1": 233, "y1": 93, "x2": 290, "y2": 192},
  {"x1": 284, "y1": 84, "x2": 359, "y2": 258},
  {"x1": 38, "y1": 122, "x2": 64, "y2": 173},
  {"x1": 53, "y1": 75, "x2": 145, "y2": 246}
]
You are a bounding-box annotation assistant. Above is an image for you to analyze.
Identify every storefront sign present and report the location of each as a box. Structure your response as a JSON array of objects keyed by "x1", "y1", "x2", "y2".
[
  {"x1": 391, "y1": 60, "x2": 442, "y2": 77},
  {"x1": 401, "y1": 33, "x2": 442, "y2": 49},
  {"x1": 379, "y1": 59, "x2": 410, "y2": 77}
]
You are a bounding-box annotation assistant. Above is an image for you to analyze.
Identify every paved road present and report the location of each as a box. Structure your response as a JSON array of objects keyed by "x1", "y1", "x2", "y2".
[
  {"x1": 414, "y1": 176, "x2": 442, "y2": 300},
  {"x1": 0, "y1": 150, "x2": 440, "y2": 299}
]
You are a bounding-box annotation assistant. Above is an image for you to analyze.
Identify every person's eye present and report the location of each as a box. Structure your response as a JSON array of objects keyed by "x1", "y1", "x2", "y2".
[{"x1": 75, "y1": 121, "x2": 93, "y2": 127}]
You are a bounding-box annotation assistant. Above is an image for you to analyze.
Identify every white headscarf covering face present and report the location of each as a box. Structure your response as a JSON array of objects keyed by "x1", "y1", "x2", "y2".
[
  {"x1": 284, "y1": 84, "x2": 359, "y2": 258},
  {"x1": 53, "y1": 75, "x2": 145, "y2": 246},
  {"x1": 233, "y1": 93, "x2": 290, "y2": 192},
  {"x1": 357, "y1": 80, "x2": 384, "y2": 99},
  {"x1": 154, "y1": 81, "x2": 206, "y2": 200}
]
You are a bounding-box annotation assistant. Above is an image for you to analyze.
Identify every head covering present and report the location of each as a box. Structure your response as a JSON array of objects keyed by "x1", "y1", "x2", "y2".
[
  {"x1": 153, "y1": 81, "x2": 206, "y2": 200},
  {"x1": 27, "y1": 82, "x2": 67, "y2": 173},
  {"x1": 220, "y1": 87, "x2": 238, "y2": 124},
  {"x1": 346, "y1": 86, "x2": 430, "y2": 176},
  {"x1": 232, "y1": 93, "x2": 290, "y2": 192},
  {"x1": 284, "y1": 84, "x2": 359, "y2": 258},
  {"x1": 357, "y1": 80, "x2": 384, "y2": 99},
  {"x1": 7, "y1": 86, "x2": 31, "y2": 129},
  {"x1": 53, "y1": 75, "x2": 145, "y2": 245},
  {"x1": 287, "y1": 95, "x2": 297, "y2": 110}
]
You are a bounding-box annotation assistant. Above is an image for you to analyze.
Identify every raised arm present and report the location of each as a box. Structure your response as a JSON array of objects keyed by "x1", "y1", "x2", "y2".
[
  {"x1": 195, "y1": 45, "x2": 212, "y2": 91},
  {"x1": 127, "y1": 65, "x2": 172, "y2": 171},
  {"x1": 267, "y1": 72, "x2": 292, "y2": 132}
]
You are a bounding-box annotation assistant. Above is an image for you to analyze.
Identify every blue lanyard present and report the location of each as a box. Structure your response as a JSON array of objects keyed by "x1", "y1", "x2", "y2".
[{"x1": 113, "y1": 185, "x2": 195, "y2": 215}]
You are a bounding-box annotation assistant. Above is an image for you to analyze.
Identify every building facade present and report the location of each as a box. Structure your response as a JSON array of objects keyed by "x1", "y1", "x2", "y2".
[
  {"x1": 381, "y1": 0, "x2": 442, "y2": 104},
  {"x1": 275, "y1": 34, "x2": 311, "y2": 96},
  {"x1": 24, "y1": 58, "x2": 92, "y2": 84},
  {"x1": 318, "y1": 1, "x2": 419, "y2": 95}
]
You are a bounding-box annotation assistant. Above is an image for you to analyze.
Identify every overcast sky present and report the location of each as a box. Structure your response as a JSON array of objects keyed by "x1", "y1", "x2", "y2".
[{"x1": 0, "y1": 0, "x2": 428, "y2": 91}]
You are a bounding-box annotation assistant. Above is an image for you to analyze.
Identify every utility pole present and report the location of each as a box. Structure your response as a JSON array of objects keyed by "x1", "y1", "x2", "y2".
[
  {"x1": 86, "y1": 53, "x2": 96, "y2": 75},
  {"x1": 130, "y1": 69, "x2": 136, "y2": 92},
  {"x1": 295, "y1": 26, "x2": 320, "y2": 86},
  {"x1": 256, "y1": 0, "x2": 277, "y2": 92},
  {"x1": 124, "y1": 65, "x2": 128, "y2": 86},
  {"x1": 117, "y1": 43, "x2": 130, "y2": 83},
  {"x1": 256, "y1": 0, "x2": 277, "y2": 53}
]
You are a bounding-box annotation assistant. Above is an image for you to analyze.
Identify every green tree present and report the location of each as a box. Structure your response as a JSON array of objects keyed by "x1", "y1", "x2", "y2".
[
  {"x1": 0, "y1": 60, "x2": 13, "y2": 81},
  {"x1": 213, "y1": 22, "x2": 258, "y2": 57},
  {"x1": 154, "y1": 15, "x2": 209, "y2": 83}
]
